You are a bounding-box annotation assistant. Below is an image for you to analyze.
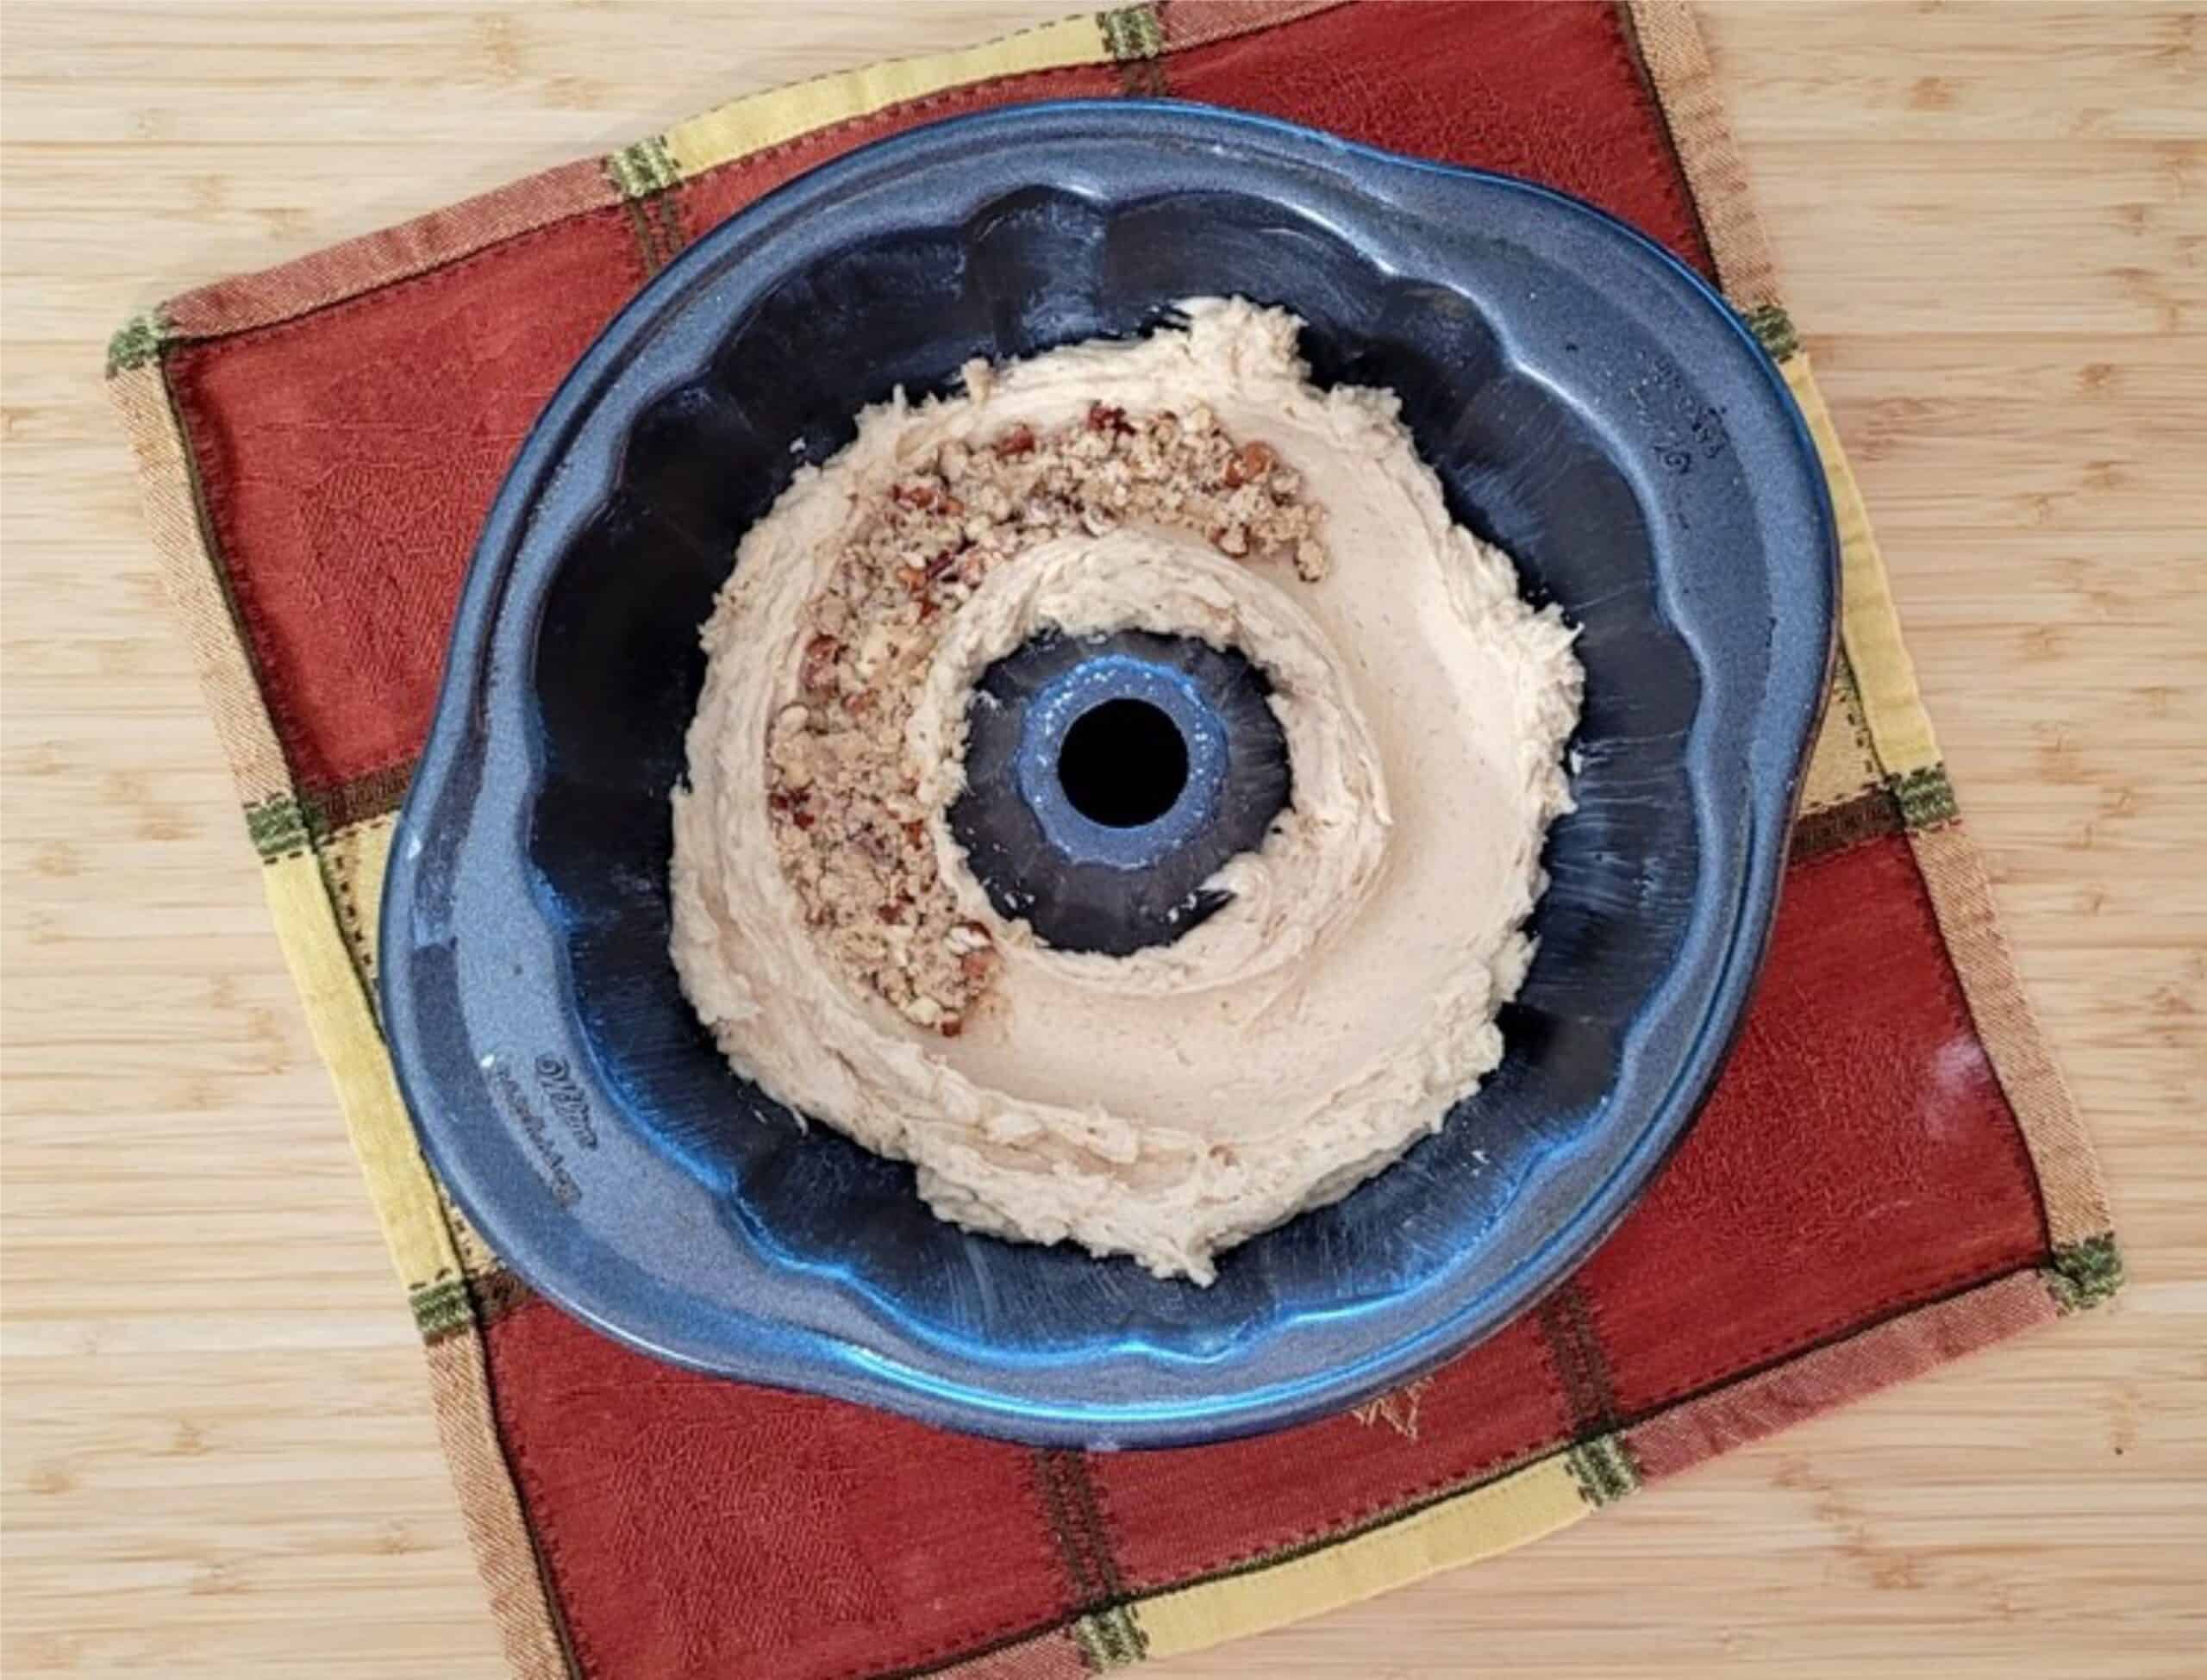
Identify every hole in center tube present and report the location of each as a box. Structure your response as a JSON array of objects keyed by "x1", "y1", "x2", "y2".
[{"x1": 1057, "y1": 699, "x2": 1189, "y2": 828}]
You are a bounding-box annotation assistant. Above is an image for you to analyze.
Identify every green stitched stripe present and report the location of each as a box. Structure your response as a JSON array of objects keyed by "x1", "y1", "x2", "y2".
[
  {"x1": 604, "y1": 135, "x2": 680, "y2": 200},
  {"x1": 1564, "y1": 1433, "x2": 1639, "y2": 1508},
  {"x1": 606, "y1": 136, "x2": 685, "y2": 272},
  {"x1": 244, "y1": 795, "x2": 309, "y2": 860},
  {"x1": 1744, "y1": 302, "x2": 1799, "y2": 362},
  {"x1": 241, "y1": 762, "x2": 419, "y2": 865},
  {"x1": 1070, "y1": 1606, "x2": 1143, "y2": 1671},
  {"x1": 2045, "y1": 1234, "x2": 2124, "y2": 1313},
  {"x1": 410, "y1": 1277, "x2": 473, "y2": 1340},
  {"x1": 106, "y1": 309, "x2": 169, "y2": 376},
  {"x1": 1067, "y1": 1614, "x2": 1110, "y2": 1671},
  {"x1": 1098, "y1": 4, "x2": 1165, "y2": 61},
  {"x1": 1893, "y1": 765, "x2": 1959, "y2": 829},
  {"x1": 406, "y1": 1271, "x2": 528, "y2": 1345}
]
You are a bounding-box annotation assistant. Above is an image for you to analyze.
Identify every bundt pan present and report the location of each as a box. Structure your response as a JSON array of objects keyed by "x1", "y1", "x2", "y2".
[{"x1": 379, "y1": 101, "x2": 1836, "y2": 1448}]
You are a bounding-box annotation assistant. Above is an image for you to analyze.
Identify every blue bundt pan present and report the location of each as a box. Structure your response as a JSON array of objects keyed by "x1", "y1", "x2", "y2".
[{"x1": 380, "y1": 101, "x2": 1836, "y2": 1448}]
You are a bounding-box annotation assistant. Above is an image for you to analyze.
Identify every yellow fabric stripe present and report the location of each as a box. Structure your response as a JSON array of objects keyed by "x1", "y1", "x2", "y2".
[
  {"x1": 437, "y1": 1179, "x2": 506, "y2": 1281},
  {"x1": 1795, "y1": 663, "x2": 1879, "y2": 816},
  {"x1": 1782, "y1": 355, "x2": 1941, "y2": 778},
  {"x1": 322, "y1": 813, "x2": 396, "y2": 976},
  {"x1": 1134, "y1": 1454, "x2": 1587, "y2": 1662},
  {"x1": 263, "y1": 851, "x2": 460, "y2": 1291},
  {"x1": 663, "y1": 13, "x2": 1109, "y2": 179}
]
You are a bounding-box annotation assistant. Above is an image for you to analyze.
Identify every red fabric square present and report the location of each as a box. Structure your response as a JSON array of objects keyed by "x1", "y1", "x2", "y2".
[
  {"x1": 167, "y1": 206, "x2": 648, "y2": 795},
  {"x1": 1161, "y1": 0, "x2": 1714, "y2": 275},
  {"x1": 1093, "y1": 1311, "x2": 1570, "y2": 1589},
  {"x1": 1573, "y1": 834, "x2": 2050, "y2": 1418},
  {"x1": 485, "y1": 1300, "x2": 1070, "y2": 1680}
]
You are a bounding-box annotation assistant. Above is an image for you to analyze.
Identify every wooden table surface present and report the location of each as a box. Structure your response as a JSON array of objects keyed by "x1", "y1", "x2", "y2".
[{"x1": 3, "y1": 3, "x2": 2202, "y2": 1675}]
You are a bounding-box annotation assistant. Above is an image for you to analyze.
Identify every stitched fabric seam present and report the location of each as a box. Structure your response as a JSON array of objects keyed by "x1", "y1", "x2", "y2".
[
  {"x1": 1785, "y1": 818, "x2": 1910, "y2": 878},
  {"x1": 432, "y1": 1323, "x2": 585, "y2": 1677},
  {"x1": 850, "y1": 1617, "x2": 1079, "y2": 1680},
  {"x1": 1120, "y1": 1437, "x2": 1583, "y2": 1597},
  {"x1": 1897, "y1": 822, "x2": 2060, "y2": 1254},
  {"x1": 1154, "y1": 0, "x2": 1354, "y2": 53},
  {"x1": 668, "y1": 59, "x2": 1124, "y2": 202},
  {"x1": 1602, "y1": 0, "x2": 1720, "y2": 281},
  {"x1": 1116, "y1": 1428, "x2": 1572, "y2": 1595},
  {"x1": 647, "y1": 186, "x2": 689, "y2": 268},
  {"x1": 1789, "y1": 784, "x2": 1906, "y2": 865},
  {"x1": 1063, "y1": 1456, "x2": 1134, "y2": 1609},
  {"x1": 153, "y1": 359, "x2": 294, "y2": 811},
  {"x1": 1899, "y1": 820, "x2": 2063, "y2": 1257},
  {"x1": 1835, "y1": 650, "x2": 1879, "y2": 769},
  {"x1": 615, "y1": 194, "x2": 665, "y2": 274},
  {"x1": 318, "y1": 822, "x2": 385, "y2": 997},
  {"x1": 1107, "y1": 1311, "x2": 1584, "y2": 1593},
  {"x1": 1033, "y1": 1450, "x2": 1107, "y2": 1613},
  {"x1": 155, "y1": 205, "x2": 637, "y2": 358},
  {"x1": 674, "y1": 9, "x2": 1103, "y2": 134},
  {"x1": 1616, "y1": 1248, "x2": 2051, "y2": 1430},
  {"x1": 253, "y1": 756, "x2": 419, "y2": 847},
  {"x1": 495, "y1": 1383, "x2": 603, "y2": 1680}
]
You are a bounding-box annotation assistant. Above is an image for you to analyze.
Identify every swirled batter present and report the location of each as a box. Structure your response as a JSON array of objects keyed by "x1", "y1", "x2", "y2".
[{"x1": 672, "y1": 299, "x2": 1580, "y2": 1282}]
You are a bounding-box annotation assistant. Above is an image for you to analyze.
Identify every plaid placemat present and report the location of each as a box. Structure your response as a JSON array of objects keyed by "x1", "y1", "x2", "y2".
[{"x1": 107, "y1": 3, "x2": 2122, "y2": 1675}]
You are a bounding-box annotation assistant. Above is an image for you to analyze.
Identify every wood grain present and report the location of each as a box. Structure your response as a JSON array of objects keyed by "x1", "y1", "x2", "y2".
[{"x1": 3, "y1": 3, "x2": 2201, "y2": 1676}]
